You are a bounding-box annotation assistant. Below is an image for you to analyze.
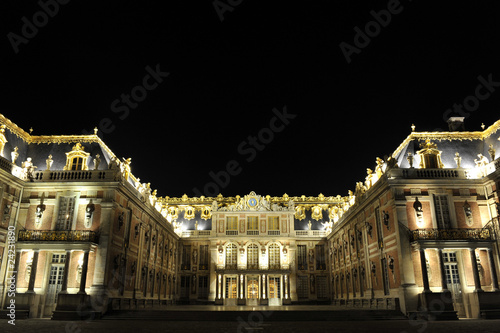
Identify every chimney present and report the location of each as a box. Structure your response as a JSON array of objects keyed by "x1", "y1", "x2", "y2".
[{"x1": 447, "y1": 117, "x2": 465, "y2": 131}]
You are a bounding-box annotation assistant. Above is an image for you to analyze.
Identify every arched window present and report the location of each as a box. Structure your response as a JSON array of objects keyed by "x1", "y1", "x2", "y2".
[
  {"x1": 64, "y1": 143, "x2": 90, "y2": 171},
  {"x1": 417, "y1": 139, "x2": 443, "y2": 169},
  {"x1": 225, "y1": 244, "x2": 237, "y2": 270},
  {"x1": 247, "y1": 244, "x2": 259, "y2": 270},
  {"x1": 269, "y1": 244, "x2": 280, "y2": 270}
]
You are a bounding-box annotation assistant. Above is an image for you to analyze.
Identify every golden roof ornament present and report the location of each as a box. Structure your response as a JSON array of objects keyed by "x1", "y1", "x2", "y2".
[{"x1": 72, "y1": 142, "x2": 85, "y2": 151}]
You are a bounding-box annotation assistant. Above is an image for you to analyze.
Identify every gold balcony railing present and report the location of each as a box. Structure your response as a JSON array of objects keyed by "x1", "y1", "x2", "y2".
[
  {"x1": 410, "y1": 227, "x2": 493, "y2": 242},
  {"x1": 18, "y1": 230, "x2": 99, "y2": 243}
]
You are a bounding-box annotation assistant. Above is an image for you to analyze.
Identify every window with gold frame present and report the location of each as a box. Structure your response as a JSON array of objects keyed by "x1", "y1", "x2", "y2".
[
  {"x1": 269, "y1": 244, "x2": 280, "y2": 269},
  {"x1": 268, "y1": 216, "x2": 279, "y2": 231},
  {"x1": 247, "y1": 244, "x2": 259, "y2": 269},
  {"x1": 225, "y1": 244, "x2": 237, "y2": 270},
  {"x1": 64, "y1": 143, "x2": 90, "y2": 171},
  {"x1": 247, "y1": 216, "x2": 258, "y2": 231},
  {"x1": 226, "y1": 216, "x2": 238, "y2": 231}
]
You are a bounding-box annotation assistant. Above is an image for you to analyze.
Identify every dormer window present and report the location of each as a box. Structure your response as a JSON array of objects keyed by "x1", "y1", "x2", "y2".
[
  {"x1": 417, "y1": 139, "x2": 444, "y2": 169},
  {"x1": 64, "y1": 143, "x2": 90, "y2": 171},
  {"x1": 0, "y1": 125, "x2": 7, "y2": 157}
]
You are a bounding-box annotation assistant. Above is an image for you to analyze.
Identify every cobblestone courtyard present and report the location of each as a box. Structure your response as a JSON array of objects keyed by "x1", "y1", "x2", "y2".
[{"x1": 1, "y1": 318, "x2": 500, "y2": 333}]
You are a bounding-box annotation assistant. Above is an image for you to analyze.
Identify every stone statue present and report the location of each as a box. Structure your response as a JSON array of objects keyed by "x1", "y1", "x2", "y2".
[
  {"x1": 474, "y1": 154, "x2": 489, "y2": 167},
  {"x1": 385, "y1": 155, "x2": 398, "y2": 170},
  {"x1": 93, "y1": 154, "x2": 101, "y2": 170},
  {"x1": 375, "y1": 157, "x2": 385, "y2": 179},
  {"x1": 488, "y1": 144, "x2": 496, "y2": 161},
  {"x1": 11, "y1": 147, "x2": 19, "y2": 165},
  {"x1": 46, "y1": 155, "x2": 53, "y2": 170},
  {"x1": 193, "y1": 249, "x2": 198, "y2": 264},
  {"x1": 21, "y1": 157, "x2": 36, "y2": 181},
  {"x1": 454, "y1": 152, "x2": 462, "y2": 168},
  {"x1": 121, "y1": 157, "x2": 132, "y2": 180},
  {"x1": 365, "y1": 168, "x2": 375, "y2": 189},
  {"x1": 406, "y1": 152, "x2": 414, "y2": 168},
  {"x1": 109, "y1": 156, "x2": 120, "y2": 170}
]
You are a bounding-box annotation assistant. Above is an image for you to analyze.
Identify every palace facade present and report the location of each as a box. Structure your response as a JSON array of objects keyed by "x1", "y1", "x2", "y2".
[{"x1": 0, "y1": 114, "x2": 499, "y2": 319}]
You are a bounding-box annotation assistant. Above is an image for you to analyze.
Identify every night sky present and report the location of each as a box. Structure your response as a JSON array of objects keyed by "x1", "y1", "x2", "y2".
[{"x1": 2, "y1": 1, "x2": 500, "y2": 198}]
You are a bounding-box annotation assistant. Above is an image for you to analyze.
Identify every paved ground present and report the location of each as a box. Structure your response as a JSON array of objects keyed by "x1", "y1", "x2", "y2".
[{"x1": 1, "y1": 318, "x2": 500, "y2": 333}]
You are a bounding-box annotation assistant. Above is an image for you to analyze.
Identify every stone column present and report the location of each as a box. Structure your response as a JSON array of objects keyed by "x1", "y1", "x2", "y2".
[
  {"x1": 78, "y1": 250, "x2": 90, "y2": 295},
  {"x1": 469, "y1": 248, "x2": 483, "y2": 292},
  {"x1": 486, "y1": 248, "x2": 499, "y2": 291},
  {"x1": 437, "y1": 249, "x2": 449, "y2": 292},
  {"x1": 26, "y1": 250, "x2": 39, "y2": 293},
  {"x1": 262, "y1": 274, "x2": 266, "y2": 300},
  {"x1": 240, "y1": 274, "x2": 244, "y2": 300},
  {"x1": 215, "y1": 273, "x2": 220, "y2": 300},
  {"x1": 59, "y1": 250, "x2": 72, "y2": 294},
  {"x1": 419, "y1": 248, "x2": 431, "y2": 293}
]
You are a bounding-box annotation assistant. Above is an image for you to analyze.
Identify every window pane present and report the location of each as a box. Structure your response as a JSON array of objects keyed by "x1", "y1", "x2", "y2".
[
  {"x1": 269, "y1": 244, "x2": 280, "y2": 269},
  {"x1": 268, "y1": 217, "x2": 279, "y2": 231},
  {"x1": 247, "y1": 244, "x2": 259, "y2": 269},
  {"x1": 247, "y1": 217, "x2": 258, "y2": 231},
  {"x1": 56, "y1": 196, "x2": 75, "y2": 230},
  {"x1": 226, "y1": 217, "x2": 238, "y2": 230},
  {"x1": 226, "y1": 244, "x2": 237, "y2": 269},
  {"x1": 297, "y1": 245, "x2": 307, "y2": 270}
]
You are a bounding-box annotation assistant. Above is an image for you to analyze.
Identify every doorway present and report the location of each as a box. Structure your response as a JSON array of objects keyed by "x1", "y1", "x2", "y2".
[
  {"x1": 268, "y1": 276, "x2": 281, "y2": 306},
  {"x1": 224, "y1": 276, "x2": 238, "y2": 306},
  {"x1": 443, "y1": 252, "x2": 465, "y2": 317},
  {"x1": 44, "y1": 254, "x2": 66, "y2": 316},
  {"x1": 247, "y1": 276, "x2": 259, "y2": 306}
]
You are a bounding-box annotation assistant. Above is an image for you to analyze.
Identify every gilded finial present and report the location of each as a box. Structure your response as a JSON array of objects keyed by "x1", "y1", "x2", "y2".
[
  {"x1": 29, "y1": 127, "x2": 33, "y2": 134},
  {"x1": 411, "y1": 124, "x2": 415, "y2": 132},
  {"x1": 94, "y1": 127, "x2": 98, "y2": 135},
  {"x1": 481, "y1": 123, "x2": 485, "y2": 130}
]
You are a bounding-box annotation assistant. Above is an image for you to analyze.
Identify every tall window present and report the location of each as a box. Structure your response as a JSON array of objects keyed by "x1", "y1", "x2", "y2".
[
  {"x1": 247, "y1": 277, "x2": 259, "y2": 299},
  {"x1": 180, "y1": 276, "x2": 190, "y2": 298},
  {"x1": 247, "y1": 244, "x2": 259, "y2": 269},
  {"x1": 268, "y1": 216, "x2": 280, "y2": 235},
  {"x1": 269, "y1": 244, "x2": 280, "y2": 269},
  {"x1": 247, "y1": 216, "x2": 259, "y2": 235},
  {"x1": 381, "y1": 258, "x2": 390, "y2": 295},
  {"x1": 315, "y1": 245, "x2": 326, "y2": 270},
  {"x1": 297, "y1": 275, "x2": 308, "y2": 298},
  {"x1": 226, "y1": 216, "x2": 238, "y2": 235},
  {"x1": 316, "y1": 276, "x2": 328, "y2": 299},
  {"x1": 225, "y1": 276, "x2": 237, "y2": 299},
  {"x1": 199, "y1": 245, "x2": 209, "y2": 270},
  {"x1": 269, "y1": 276, "x2": 281, "y2": 299},
  {"x1": 46, "y1": 254, "x2": 66, "y2": 305},
  {"x1": 375, "y1": 207, "x2": 383, "y2": 245},
  {"x1": 198, "y1": 275, "x2": 209, "y2": 299},
  {"x1": 226, "y1": 244, "x2": 237, "y2": 269},
  {"x1": 297, "y1": 245, "x2": 307, "y2": 270},
  {"x1": 56, "y1": 196, "x2": 75, "y2": 230},
  {"x1": 268, "y1": 216, "x2": 279, "y2": 230},
  {"x1": 434, "y1": 194, "x2": 451, "y2": 229},
  {"x1": 181, "y1": 245, "x2": 191, "y2": 270}
]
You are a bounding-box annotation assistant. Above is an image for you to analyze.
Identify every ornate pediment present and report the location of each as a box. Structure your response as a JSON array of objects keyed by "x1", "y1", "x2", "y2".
[{"x1": 219, "y1": 191, "x2": 294, "y2": 212}]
